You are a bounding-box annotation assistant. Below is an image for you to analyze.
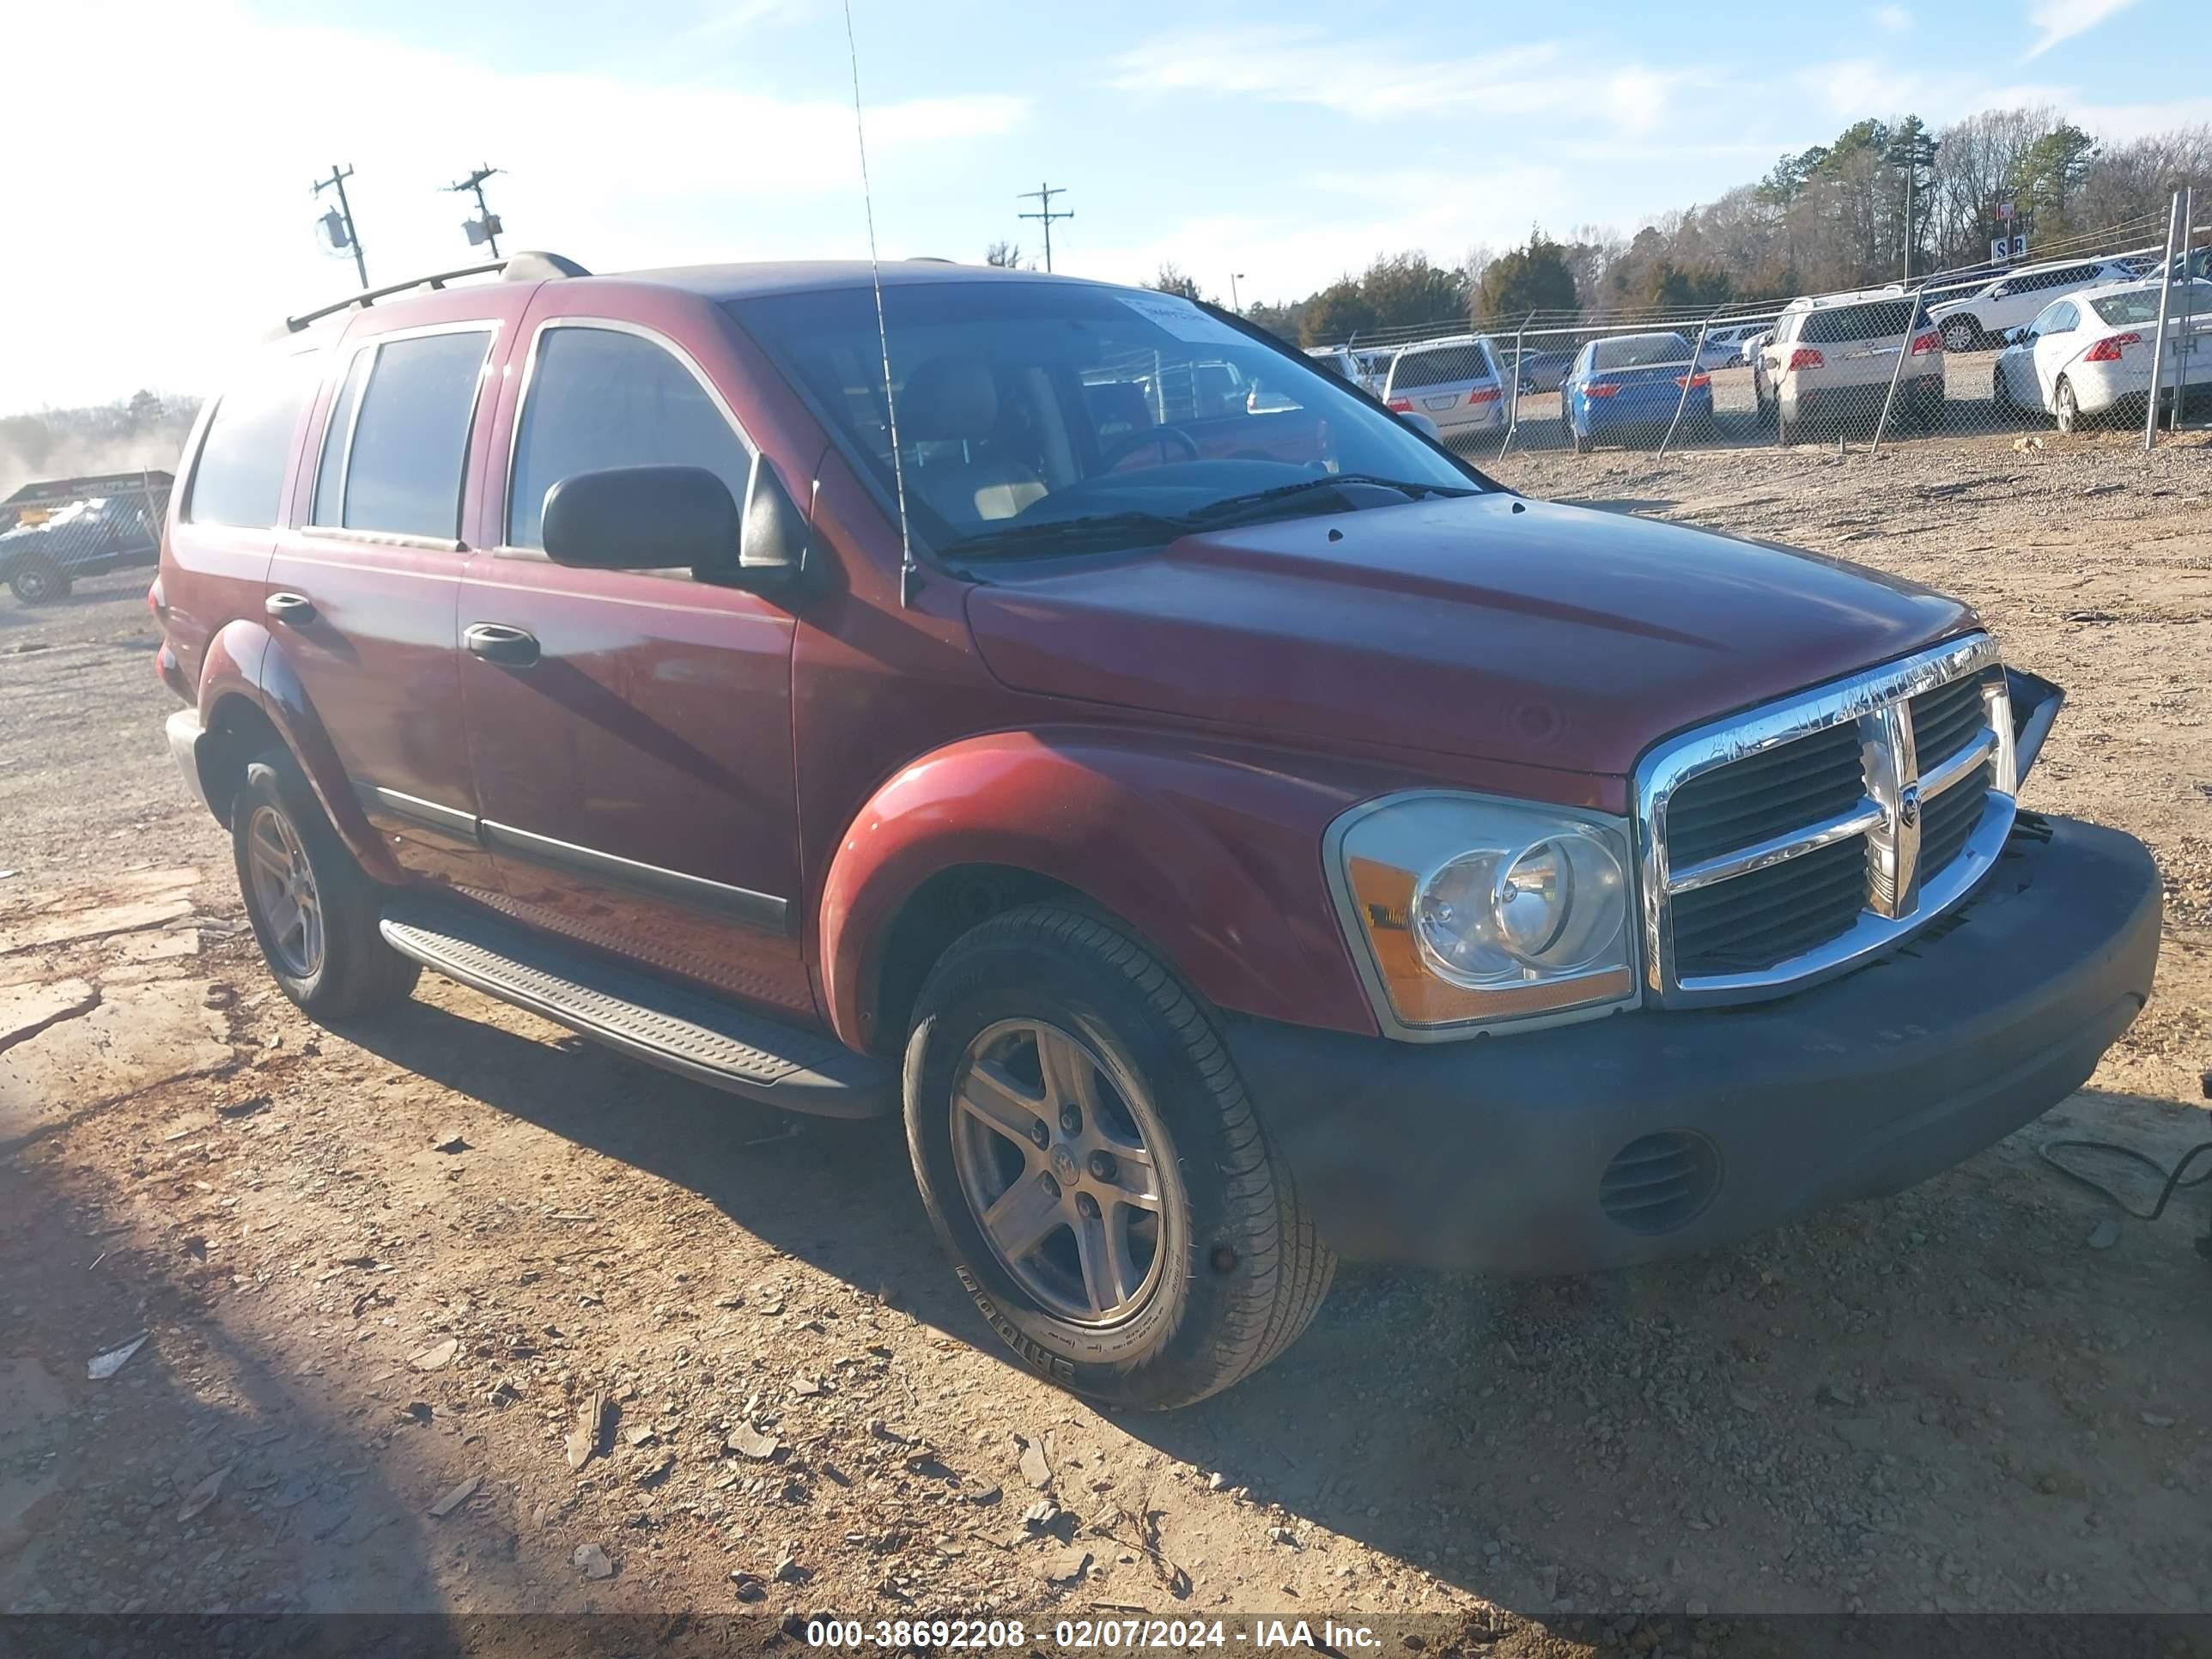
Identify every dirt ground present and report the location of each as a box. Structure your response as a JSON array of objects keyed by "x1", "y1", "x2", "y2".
[{"x1": 2, "y1": 425, "x2": 2209, "y2": 1648}]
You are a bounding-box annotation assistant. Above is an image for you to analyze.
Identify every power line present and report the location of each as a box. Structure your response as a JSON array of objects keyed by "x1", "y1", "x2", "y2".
[
  {"x1": 445, "y1": 164, "x2": 504, "y2": 258},
  {"x1": 313, "y1": 164, "x2": 368, "y2": 289},
  {"x1": 1017, "y1": 181, "x2": 1073, "y2": 274}
]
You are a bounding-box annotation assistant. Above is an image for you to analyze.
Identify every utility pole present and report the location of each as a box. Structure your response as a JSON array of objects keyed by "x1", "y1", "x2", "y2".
[
  {"x1": 313, "y1": 164, "x2": 368, "y2": 289},
  {"x1": 1231, "y1": 271, "x2": 1246, "y2": 313},
  {"x1": 1017, "y1": 182, "x2": 1073, "y2": 274},
  {"x1": 446, "y1": 163, "x2": 504, "y2": 258}
]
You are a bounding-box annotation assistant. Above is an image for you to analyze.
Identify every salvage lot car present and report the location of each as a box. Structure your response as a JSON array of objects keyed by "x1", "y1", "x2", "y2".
[
  {"x1": 1380, "y1": 334, "x2": 1508, "y2": 443},
  {"x1": 1995, "y1": 276, "x2": 2212, "y2": 430},
  {"x1": 155, "y1": 254, "x2": 2160, "y2": 1409},
  {"x1": 1561, "y1": 331, "x2": 1712, "y2": 452},
  {"x1": 1927, "y1": 255, "x2": 2142, "y2": 352},
  {"x1": 1754, "y1": 289, "x2": 1945, "y2": 445},
  {"x1": 1, "y1": 471, "x2": 171, "y2": 604}
]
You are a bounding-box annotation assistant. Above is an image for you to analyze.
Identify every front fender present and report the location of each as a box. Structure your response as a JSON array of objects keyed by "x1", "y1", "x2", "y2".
[
  {"x1": 198, "y1": 617, "x2": 402, "y2": 883},
  {"x1": 818, "y1": 728, "x2": 1391, "y2": 1051}
]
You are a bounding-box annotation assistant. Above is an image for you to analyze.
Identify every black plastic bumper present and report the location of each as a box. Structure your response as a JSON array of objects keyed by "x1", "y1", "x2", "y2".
[{"x1": 1227, "y1": 815, "x2": 2160, "y2": 1274}]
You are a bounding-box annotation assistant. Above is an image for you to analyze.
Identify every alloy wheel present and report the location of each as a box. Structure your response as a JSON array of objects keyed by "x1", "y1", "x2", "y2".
[
  {"x1": 950, "y1": 1018, "x2": 1168, "y2": 1326},
  {"x1": 246, "y1": 804, "x2": 325, "y2": 980}
]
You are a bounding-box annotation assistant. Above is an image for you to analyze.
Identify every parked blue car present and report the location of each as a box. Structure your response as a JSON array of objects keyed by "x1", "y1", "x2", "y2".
[{"x1": 1562, "y1": 332, "x2": 1714, "y2": 453}]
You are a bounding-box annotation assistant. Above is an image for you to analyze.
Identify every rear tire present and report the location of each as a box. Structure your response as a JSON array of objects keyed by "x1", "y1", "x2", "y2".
[
  {"x1": 8, "y1": 556, "x2": 70, "y2": 605},
  {"x1": 1777, "y1": 404, "x2": 1799, "y2": 447},
  {"x1": 902, "y1": 904, "x2": 1334, "y2": 1410},
  {"x1": 2055, "y1": 377, "x2": 2080, "y2": 434},
  {"x1": 1567, "y1": 412, "x2": 1590, "y2": 455},
  {"x1": 233, "y1": 744, "x2": 421, "y2": 1018},
  {"x1": 1941, "y1": 316, "x2": 1980, "y2": 354}
]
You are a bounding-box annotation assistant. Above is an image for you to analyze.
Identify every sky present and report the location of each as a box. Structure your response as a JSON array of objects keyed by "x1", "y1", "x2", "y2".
[{"x1": 1, "y1": 0, "x2": 2202, "y2": 409}]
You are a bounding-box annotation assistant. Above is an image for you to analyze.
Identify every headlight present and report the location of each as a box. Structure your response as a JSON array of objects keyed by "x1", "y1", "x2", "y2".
[{"x1": 1327, "y1": 793, "x2": 1638, "y2": 1036}]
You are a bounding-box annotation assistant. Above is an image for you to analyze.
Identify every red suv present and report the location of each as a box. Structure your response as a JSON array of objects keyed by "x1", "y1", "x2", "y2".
[{"x1": 154, "y1": 253, "x2": 2160, "y2": 1408}]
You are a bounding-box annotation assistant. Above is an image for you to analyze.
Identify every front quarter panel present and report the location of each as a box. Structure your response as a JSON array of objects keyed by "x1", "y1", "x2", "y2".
[{"x1": 818, "y1": 729, "x2": 1403, "y2": 1051}]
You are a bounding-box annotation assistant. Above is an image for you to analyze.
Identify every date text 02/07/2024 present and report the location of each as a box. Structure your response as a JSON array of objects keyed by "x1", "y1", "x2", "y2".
[{"x1": 802, "y1": 1618, "x2": 1385, "y2": 1650}]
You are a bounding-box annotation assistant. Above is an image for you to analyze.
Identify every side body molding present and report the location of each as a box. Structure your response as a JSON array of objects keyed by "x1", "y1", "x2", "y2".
[{"x1": 816, "y1": 729, "x2": 1394, "y2": 1052}]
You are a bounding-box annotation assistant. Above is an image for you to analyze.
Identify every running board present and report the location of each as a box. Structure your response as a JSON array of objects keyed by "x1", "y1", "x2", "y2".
[{"x1": 379, "y1": 897, "x2": 895, "y2": 1119}]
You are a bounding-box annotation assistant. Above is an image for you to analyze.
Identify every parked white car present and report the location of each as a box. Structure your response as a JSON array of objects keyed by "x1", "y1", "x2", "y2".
[
  {"x1": 1753, "y1": 289, "x2": 1944, "y2": 443},
  {"x1": 1995, "y1": 277, "x2": 2212, "y2": 431},
  {"x1": 1303, "y1": 346, "x2": 1368, "y2": 389},
  {"x1": 1926, "y1": 257, "x2": 2141, "y2": 353},
  {"x1": 1381, "y1": 335, "x2": 1508, "y2": 440},
  {"x1": 1698, "y1": 320, "x2": 1776, "y2": 369}
]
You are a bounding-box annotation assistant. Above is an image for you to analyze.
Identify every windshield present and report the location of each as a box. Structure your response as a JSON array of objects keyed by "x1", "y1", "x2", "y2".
[
  {"x1": 2089, "y1": 281, "x2": 2212, "y2": 327},
  {"x1": 732, "y1": 281, "x2": 1478, "y2": 560}
]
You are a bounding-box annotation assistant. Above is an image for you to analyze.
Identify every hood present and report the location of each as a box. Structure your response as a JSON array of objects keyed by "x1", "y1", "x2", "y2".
[{"x1": 963, "y1": 493, "x2": 1973, "y2": 779}]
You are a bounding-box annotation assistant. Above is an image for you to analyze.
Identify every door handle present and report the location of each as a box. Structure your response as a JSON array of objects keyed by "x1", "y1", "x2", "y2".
[
  {"x1": 264, "y1": 592, "x2": 316, "y2": 624},
  {"x1": 464, "y1": 622, "x2": 540, "y2": 668}
]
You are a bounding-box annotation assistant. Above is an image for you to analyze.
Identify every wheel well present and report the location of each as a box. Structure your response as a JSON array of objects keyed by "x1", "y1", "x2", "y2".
[
  {"x1": 198, "y1": 696, "x2": 284, "y2": 829},
  {"x1": 868, "y1": 864, "x2": 1076, "y2": 1054}
]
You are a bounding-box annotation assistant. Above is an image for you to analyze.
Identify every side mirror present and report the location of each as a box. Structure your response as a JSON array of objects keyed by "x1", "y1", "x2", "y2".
[
  {"x1": 1397, "y1": 410, "x2": 1443, "y2": 442},
  {"x1": 543, "y1": 465, "x2": 739, "y2": 573},
  {"x1": 538, "y1": 460, "x2": 813, "y2": 600}
]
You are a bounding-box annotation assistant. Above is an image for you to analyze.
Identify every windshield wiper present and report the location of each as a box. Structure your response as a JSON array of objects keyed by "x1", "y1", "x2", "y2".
[
  {"x1": 936, "y1": 510, "x2": 1194, "y2": 562},
  {"x1": 1185, "y1": 472, "x2": 1474, "y2": 525}
]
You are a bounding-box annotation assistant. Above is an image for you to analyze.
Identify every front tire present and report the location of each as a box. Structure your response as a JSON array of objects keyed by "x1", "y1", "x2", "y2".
[
  {"x1": 903, "y1": 904, "x2": 1333, "y2": 1410},
  {"x1": 233, "y1": 744, "x2": 421, "y2": 1017},
  {"x1": 8, "y1": 556, "x2": 70, "y2": 605}
]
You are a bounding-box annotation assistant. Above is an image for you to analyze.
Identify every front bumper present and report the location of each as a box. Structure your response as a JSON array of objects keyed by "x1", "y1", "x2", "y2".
[{"x1": 1227, "y1": 814, "x2": 2160, "y2": 1274}]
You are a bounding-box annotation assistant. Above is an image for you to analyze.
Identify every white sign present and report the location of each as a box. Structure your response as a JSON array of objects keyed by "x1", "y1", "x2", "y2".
[
  {"x1": 1995, "y1": 200, "x2": 2014, "y2": 222},
  {"x1": 1990, "y1": 237, "x2": 2011, "y2": 264},
  {"x1": 2011, "y1": 234, "x2": 2028, "y2": 258}
]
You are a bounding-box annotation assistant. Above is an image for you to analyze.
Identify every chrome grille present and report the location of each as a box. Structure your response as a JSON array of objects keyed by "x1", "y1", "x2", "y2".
[
  {"x1": 1918, "y1": 758, "x2": 1994, "y2": 879},
  {"x1": 1673, "y1": 834, "x2": 1869, "y2": 976},
  {"x1": 1910, "y1": 670, "x2": 1997, "y2": 771},
  {"x1": 1665, "y1": 725, "x2": 1866, "y2": 867},
  {"x1": 1637, "y1": 635, "x2": 2018, "y2": 1004}
]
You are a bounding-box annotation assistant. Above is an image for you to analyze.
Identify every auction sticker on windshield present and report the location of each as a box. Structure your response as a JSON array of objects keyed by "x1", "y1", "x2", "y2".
[{"x1": 1115, "y1": 292, "x2": 1249, "y2": 345}]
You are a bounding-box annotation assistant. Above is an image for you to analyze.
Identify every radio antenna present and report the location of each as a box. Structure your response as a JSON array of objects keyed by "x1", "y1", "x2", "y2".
[{"x1": 841, "y1": 0, "x2": 918, "y2": 608}]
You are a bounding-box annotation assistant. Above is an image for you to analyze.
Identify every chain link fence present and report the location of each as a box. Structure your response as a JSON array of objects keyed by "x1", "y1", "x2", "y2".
[{"x1": 1313, "y1": 198, "x2": 2209, "y2": 465}]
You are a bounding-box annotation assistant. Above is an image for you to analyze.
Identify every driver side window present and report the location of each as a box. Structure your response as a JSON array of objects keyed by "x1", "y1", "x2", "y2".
[{"x1": 506, "y1": 324, "x2": 753, "y2": 557}]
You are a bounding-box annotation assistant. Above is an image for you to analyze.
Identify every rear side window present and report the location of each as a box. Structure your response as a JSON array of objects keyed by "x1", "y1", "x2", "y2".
[
  {"x1": 507, "y1": 325, "x2": 754, "y2": 550},
  {"x1": 340, "y1": 330, "x2": 491, "y2": 539},
  {"x1": 186, "y1": 356, "x2": 313, "y2": 529},
  {"x1": 1390, "y1": 343, "x2": 1493, "y2": 392},
  {"x1": 311, "y1": 352, "x2": 368, "y2": 526}
]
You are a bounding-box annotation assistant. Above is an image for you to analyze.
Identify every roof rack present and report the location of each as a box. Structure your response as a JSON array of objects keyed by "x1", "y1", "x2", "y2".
[{"x1": 276, "y1": 249, "x2": 590, "y2": 337}]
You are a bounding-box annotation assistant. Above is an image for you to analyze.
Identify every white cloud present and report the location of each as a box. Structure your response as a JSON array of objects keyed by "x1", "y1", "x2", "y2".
[
  {"x1": 2023, "y1": 0, "x2": 2136, "y2": 59},
  {"x1": 1792, "y1": 58, "x2": 2073, "y2": 123},
  {"x1": 1070, "y1": 165, "x2": 1571, "y2": 310},
  {"x1": 0, "y1": 0, "x2": 1024, "y2": 407},
  {"x1": 1872, "y1": 5, "x2": 1913, "y2": 32},
  {"x1": 682, "y1": 0, "x2": 812, "y2": 39},
  {"x1": 1103, "y1": 26, "x2": 1688, "y2": 131}
]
